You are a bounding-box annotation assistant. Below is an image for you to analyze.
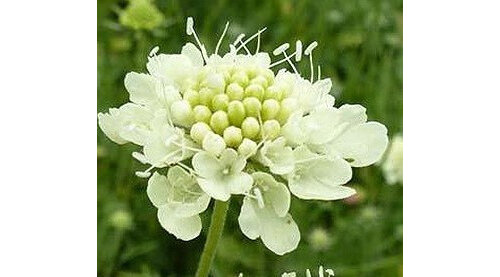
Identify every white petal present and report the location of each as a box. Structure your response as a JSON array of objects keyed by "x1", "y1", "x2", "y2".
[
  {"x1": 157, "y1": 206, "x2": 202, "y2": 241},
  {"x1": 281, "y1": 112, "x2": 308, "y2": 146},
  {"x1": 336, "y1": 104, "x2": 368, "y2": 126},
  {"x1": 98, "y1": 109, "x2": 127, "y2": 144},
  {"x1": 251, "y1": 172, "x2": 290, "y2": 217},
  {"x1": 289, "y1": 158, "x2": 354, "y2": 200},
  {"x1": 181, "y1": 43, "x2": 204, "y2": 67},
  {"x1": 266, "y1": 180, "x2": 290, "y2": 217},
  {"x1": 238, "y1": 197, "x2": 261, "y2": 240},
  {"x1": 259, "y1": 211, "x2": 300, "y2": 255},
  {"x1": 192, "y1": 152, "x2": 223, "y2": 179},
  {"x1": 124, "y1": 72, "x2": 161, "y2": 107},
  {"x1": 331, "y1": 122, "x2": 388, "y2": 167},
  {"x1": 170, "y1": 194, "x2": 211, "y2": 218},
  {"x1": 301, "y1": 108, "x2": 338, "y2": 145},
  {"x1": 227, "y1": 172, "x2": 253, "y2": 195},
  {"x1": 147, "y1": 172, "x2": 169, "y2": 208},
  {"x1": 197, "y1": 177, "x2": 230, "y2": 201},
  {"x1": 147, "y1": 54, "x2": 196, "y2": 87}
]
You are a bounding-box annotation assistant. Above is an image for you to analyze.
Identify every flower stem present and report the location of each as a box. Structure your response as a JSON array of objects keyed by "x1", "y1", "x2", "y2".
[{"x1": 195, "y1": 199, "x2": 230, "y2": 277}]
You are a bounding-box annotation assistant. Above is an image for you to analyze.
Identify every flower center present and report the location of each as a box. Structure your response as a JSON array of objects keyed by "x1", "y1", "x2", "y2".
[{"x1": 171, "y1": 64, "x2": 297, "y2": 149}]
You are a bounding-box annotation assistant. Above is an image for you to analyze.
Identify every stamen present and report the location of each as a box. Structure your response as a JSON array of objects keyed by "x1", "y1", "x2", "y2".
[
  {"x1": 273, "y1": 43, "x2": 290, "y2": 56},
  {"x1": 171, "y1": 140, "x2": 203, "y2": 152},
  {"x1": 255, "y1": 31, "x2": 261, "y2": 54},
  {"x1": 149, "y1": 46, "x2": 159, "y2": 57},
  {"x1": 306, "y1": 269, "x2": 312, "y2": 277},
  {"x1": 235, "y1": 34, "x2": 252, "y2": 55},
  {"x1": 304, "y1": 41, "x2": 318, "y2": 55},
  {"x1": 235, "y1": 27, "x2": 267, "y2": 53},
  {"x1": 305, "y1": 41, "x2": 318, "y2": 82},
  {"x1": 132, "y1": 152, "x2": 148, "y2": 164},
  {"x1": 282, "y1": 51, "x2": 299, "y2": 75},
  {"x1": 135, "y1": 171, "x2": 151, "y2": 178},
  {"x1": 295, "y1": 40, "x2": 303, "y2": 62},
  {"x1": 186, "y1": 17, "x2": 194, "y2": 35},
  {"x1": 319, "y1": 266, "x2": 324, "y2": 277},
  {"x1": 177, "y1": 161, "x2": 198, "y2": 176},
  {"x1": 254, "y1": 187, "x2": 265, "y2": 209},
  {"x1": 215, "y1": 21, "x2": 230, "y2": 55},
  {"x1": 317, "y1": 65, "x2": 322, "y2": 81},
  {"x1": 229, "y1": 44, "x2": 237, "y2": 55},
  {"x1": 268, "y1": 52, "x2": 297, "y2": 68},
  {"x1": 185, "y1": 17, "x2": 208, "y2": 63}
]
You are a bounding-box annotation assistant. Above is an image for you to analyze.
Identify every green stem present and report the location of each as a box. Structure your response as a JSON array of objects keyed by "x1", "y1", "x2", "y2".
[{"x1": 195, "y1": 199, "x2": 230, "y2": 277}]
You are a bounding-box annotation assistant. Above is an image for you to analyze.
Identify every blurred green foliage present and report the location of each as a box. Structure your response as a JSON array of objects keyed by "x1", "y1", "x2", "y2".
[{"x1": 97, "y1": 0, "x2": 402, "y2": 276}]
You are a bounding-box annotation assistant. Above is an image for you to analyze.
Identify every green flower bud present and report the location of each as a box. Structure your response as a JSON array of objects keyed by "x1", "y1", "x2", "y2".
[
  {"x1": 226, "y1": 83, "x2": 244, "y2": 101},
  {"x1": 190, "y1": 122, "x2": 213, "y2": 144},
  {"x1": 261, "y1": 119, "x2": 281, "y2": 139},
  {"x1": 193, "y1": 105, "x2": 212, "y2": 124},
  {"x1": 202, "y1": 133, "x2": 226, "y2": 156},
  {"x1": 259, "y1": 68, "x2": 275, "y2": 84},
  {"x1": 245, "y1": 84, "x2": 264, "y2": 100},
  {"x1": 199, "y1": 87, "x2": 216, "y2": 108},
  {"x1": 241, "y1": 117, "x2": 260, "y2": 139},
  {"x1": 245, "y1": 65, "x2": 258, "y2": 78},
  {"x1": 250, "y1": 76, "x2": 269, "y2": 88},
  {"x1": 238, "y1": 138, "x2": 258, "y2": 157},
  {"x1": 262, "y1": 99, "x2": 280, "y2": 120},
  {"x1": 171, "y1": 100, "x2": 194, "y2": 127},
  {"x1": 223, "y1": 126, "x2": 243, "y2": 148},
  {"x1": 210, "y1": 110, "x2": 229, "y2": 135},
  {"x1": 119, "y1": 0, "x2": 164, "y2": 31},
  {"x1": 243, "y1": 97, "x2": 262, "y2": 117},
  {"x1": 109, "y1": 210, "x2": 133, "y2": 230},
  {"x1": 277, "y1": 97, "x2": 298, "y2": 124},
  {"x1": 231, "y1": 71, "x2": 249, "y2": 87},
  {"x1": 212, "y1": 94, "x2": 229, "y2": 111},
  {"x1": 264, "y1": 85, "x2": 283, "y2": 100},
  {"x1": 202, "y1": 73, "x2": 226, "y2": 94},
  {"x1": 227, "y1": 101, "x2": 246, "y2": 126},
  {"x1": 183, "y1": 89, "x2": 200, "y2": 106}
]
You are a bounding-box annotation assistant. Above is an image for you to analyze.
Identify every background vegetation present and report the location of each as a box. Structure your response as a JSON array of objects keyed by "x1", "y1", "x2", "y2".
[{"x1": 97, "y1": 0, "x2": 403, "y2": 276}]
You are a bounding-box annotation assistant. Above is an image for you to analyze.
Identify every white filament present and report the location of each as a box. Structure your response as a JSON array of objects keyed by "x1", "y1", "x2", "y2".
[
  {"x1": 295, "y1": 40, "x2": 303, "y2": 62},
  {"x1": 273, "y1": 43, "x2": 290, "y2": 56},
  {"x1": 215, "y1": 22, "x2": 230, "y2": 55}
]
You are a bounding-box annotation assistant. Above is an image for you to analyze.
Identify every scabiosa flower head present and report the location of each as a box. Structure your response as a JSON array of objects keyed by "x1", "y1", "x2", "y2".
[{"x1": 98, "y1": 17, "x2": 389, "y2": 255}]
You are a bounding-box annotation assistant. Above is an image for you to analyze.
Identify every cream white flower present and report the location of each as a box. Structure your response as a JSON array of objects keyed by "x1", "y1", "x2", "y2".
[
  {"x1": 238, "y1": 172, "x2": 300, "y2": 255},
  {"x1": 382, "y1": 134, "x2": 403, "y2": 184},
  {"x1": 192, "y1": 149, "x2": 252, "y2": 201},
  {"x1": 98, "y1": 17, "x2": 390, "y2": 255},
  {"x1": 147, "y1": 167, "x2": 210, "y2": 240}
]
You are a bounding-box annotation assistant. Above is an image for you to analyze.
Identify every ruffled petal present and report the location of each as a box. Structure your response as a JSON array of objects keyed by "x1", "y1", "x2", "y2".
[
  {"x1": 192, "y1": 152, "x2": 223, "y2": 179},
  {"x1": 197, "y1": 177, "x2": 230, "y2": 201},
  {"x1": 157, "y1": 206, "x2": 202, "y2": 241},
  {"x1": 259, "y1": 212, "x2": 300, "y2": 255},
  {"x1": 181, "y1": 43, "x2": 204, "y2": 67},
  {"x1": 124, "y1": 72, "x2": 162, "y2": 107},
  {"x1": 330, "y1": 122, "x2": 388, "y2": 167},
  {"x1": 238, "y1": 197, "x2": 261, "y2": 240},
  {"x1": 227, "y1": 172, "x2": 253, "y2": 195},
  {"x1": 289, "y1": 158, "x2": 354, "y2": 200},
  {"x1": 147, "y1": 172, "x2": 169, "y2": 208}
]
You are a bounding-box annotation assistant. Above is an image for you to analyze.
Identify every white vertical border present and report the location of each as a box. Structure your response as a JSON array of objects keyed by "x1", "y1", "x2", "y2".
[
  {"x1": 0, "y1": 0, "x2": 96, "y2": 276},
  {"x1": 405, "y1": 0, "x2": 500, "y2": 275}
]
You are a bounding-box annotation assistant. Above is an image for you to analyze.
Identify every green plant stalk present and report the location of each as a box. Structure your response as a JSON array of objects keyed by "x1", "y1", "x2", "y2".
[{"x1": 195, "y1": 199, "x2": 230, "y2": 277}]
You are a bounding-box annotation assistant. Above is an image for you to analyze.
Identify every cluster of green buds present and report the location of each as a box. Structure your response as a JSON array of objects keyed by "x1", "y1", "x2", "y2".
[{"x1": 171, "y1": 65, "x2": 297, "y2": 156}]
